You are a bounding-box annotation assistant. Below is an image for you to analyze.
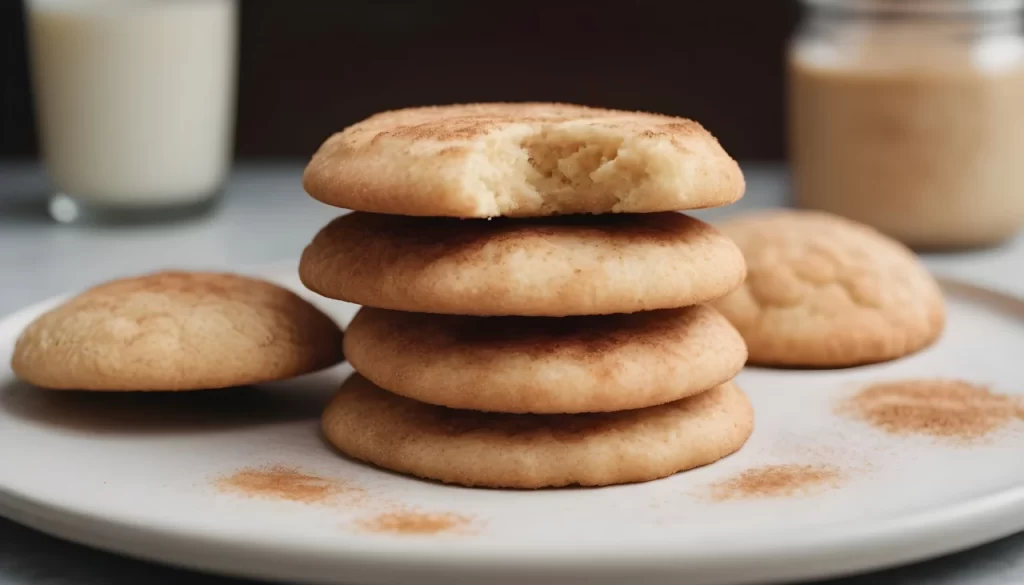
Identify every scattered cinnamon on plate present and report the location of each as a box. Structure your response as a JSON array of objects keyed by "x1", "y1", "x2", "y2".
[
  {"x1": 837, "y1": 378, "x2": 1024, "y2": 443},
  {"x1": 355, "y1": 507, "x2": 476, "y2": 536},
  {"x1": 216, "y1": 465, "x2": 362, "y2": 505},
  {"x1": 709, "y1": 464, "x2": 843, "y2": 501}
]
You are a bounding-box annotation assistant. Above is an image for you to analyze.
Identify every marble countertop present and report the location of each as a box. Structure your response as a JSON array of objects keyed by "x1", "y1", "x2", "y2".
[{"x1": 0, "y1": 161, "x2": 1022, "y2": 585}]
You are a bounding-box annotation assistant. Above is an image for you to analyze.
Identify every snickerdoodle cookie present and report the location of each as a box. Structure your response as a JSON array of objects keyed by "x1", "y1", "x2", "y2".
[
  {"x1": 343, "y1": 305, "x2": 746, "y2": 413},
  {"x1": 11, "y1": 271, "x2": 345, "y2": 390},
  {"x1": 303, "y1": 102, "x2": 744, "y2": 218},
  {"x1": 712, "y1": 210, "x2": 945, "y2": 367},
  {"x1": 299, "y1": 211, "x2": 746, "y2": 317},
  {"x1": 322, "y1": 374, "x2": 754, "y2": 488}
]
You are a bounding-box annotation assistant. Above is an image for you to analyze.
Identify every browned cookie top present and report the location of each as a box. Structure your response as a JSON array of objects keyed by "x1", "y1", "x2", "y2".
[
  {"x1": 11, "y1": 271, "x2": 345, "y2": 391},
  {"x1": 303, "y1": 102, "x2": 744, "y2": 218}
]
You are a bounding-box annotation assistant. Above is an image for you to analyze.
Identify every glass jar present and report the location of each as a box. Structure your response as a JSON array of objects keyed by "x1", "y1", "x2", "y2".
[
  {"x1": 26, "y1": 0, "x2": 239, "y2": 224},
  {"x1": 787, "y1": 0, "x2": 1024, "y2": 249}
]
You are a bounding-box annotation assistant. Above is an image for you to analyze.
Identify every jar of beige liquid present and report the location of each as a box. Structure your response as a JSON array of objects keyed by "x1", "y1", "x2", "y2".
[
  {"x1": 26, "y1": 0, "x2": 238, "y2": 224},
  {"x1": 788, "y1": 0, "x2": 1024, "y2": 249}
]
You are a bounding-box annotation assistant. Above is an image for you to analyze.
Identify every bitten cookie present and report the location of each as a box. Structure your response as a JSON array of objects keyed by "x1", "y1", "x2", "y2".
[
  {"x1": 303, "y1": 102, "x2": 744, "y2": 218},
  {"x1": 322, "y1": 375, "x2": 754, "y2": 489},
  {"x1": 11, "y1": 271, "x2": 345, "y2": 391},
  {"x1": 299, "y1": 211, "x2": 747, "y2": 317},
  {"x1": 711, "y1": 210, "x2": 946, "y2": 367},
  {"x1": 344, "y1": 305, "x2": 747, "y2": 413}
]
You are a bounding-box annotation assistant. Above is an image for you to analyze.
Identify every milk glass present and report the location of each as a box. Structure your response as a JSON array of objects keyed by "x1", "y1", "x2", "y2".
[{"x1": 26, "y1": 0, "x2": 239, "y2": 224}]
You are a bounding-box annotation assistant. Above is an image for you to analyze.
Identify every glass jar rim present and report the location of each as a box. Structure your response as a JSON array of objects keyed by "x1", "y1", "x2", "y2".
[{"x1": 801, "y1": 0, "x2": 1024, "y2": 14}]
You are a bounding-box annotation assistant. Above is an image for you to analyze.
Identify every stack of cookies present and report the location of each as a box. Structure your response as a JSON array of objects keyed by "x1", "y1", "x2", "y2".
[{"x1": 298, "y1": 103, "x2": 754, "y2": 489}]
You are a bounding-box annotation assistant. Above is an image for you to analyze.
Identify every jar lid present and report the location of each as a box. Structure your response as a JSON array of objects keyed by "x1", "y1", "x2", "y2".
[{"x1": 803, "y1": 0, "x2": 1024, "y2": 13}]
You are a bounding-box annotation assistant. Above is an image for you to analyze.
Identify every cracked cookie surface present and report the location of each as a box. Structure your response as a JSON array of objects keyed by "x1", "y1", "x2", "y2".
[
  {"x1": 711, "y1": 210, "x2": 945, "y2": 367},
  {"x1": 300, "y1": 211, "x2": 746, "y2": 317},
  {"x1": 302, "y1": 102, "x2": 744, "y2": 218},
  {"x1": 11, "y1": 271, "x2": 345, "y2": 391}
]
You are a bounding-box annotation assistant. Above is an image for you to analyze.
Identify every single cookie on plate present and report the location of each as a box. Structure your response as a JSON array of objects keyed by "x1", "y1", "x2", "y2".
[
  {"x1": 322, "y1": 374, "x2": 754, "y2": 489},
  {"x1": 711, "y1": 209, "x2": 946, "y2": 367},
  {"x1": 299, "y1": 211, "x2": 746, "y2": 317},
  {"x1": 11, "y1": 271, "x2": 345, "y2": 391},
  {"x1": 302, "y1": 102, "x2": 745, "y2": 218},
  {"x1": 344, "y1": 305, "x2": 747, "y2": 413}
]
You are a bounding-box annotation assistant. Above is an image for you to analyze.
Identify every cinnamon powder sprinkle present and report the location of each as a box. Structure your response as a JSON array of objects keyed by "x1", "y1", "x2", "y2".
[
  {"x1": 838, "y1": 379, "x2": 1024, "y2": 443},
  {"x1": 709, "y1": 464, "x2": 843, "y2": 501},
  {"x1": 216, "y1": 465, "x2": 362, "y2": 504},
  {"x1": 355, "y1": 508, "x2": 474, "y2": 536}
]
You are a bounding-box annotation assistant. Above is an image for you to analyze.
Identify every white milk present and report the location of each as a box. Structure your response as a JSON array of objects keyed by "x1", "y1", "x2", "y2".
[{"x1": 27, "y1": 0, "x2": 238, "y2": 208}]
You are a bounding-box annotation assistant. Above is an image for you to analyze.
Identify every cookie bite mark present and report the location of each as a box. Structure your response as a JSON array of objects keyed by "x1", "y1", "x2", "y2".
[{"x1": 302, "y1": 102, "x2": 744, "y2": 218}]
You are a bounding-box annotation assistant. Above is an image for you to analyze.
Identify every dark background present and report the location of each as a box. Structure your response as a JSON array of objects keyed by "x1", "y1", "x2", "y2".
[{"x1": 1, "y1": 1, "x2": 800, "y2": 161}]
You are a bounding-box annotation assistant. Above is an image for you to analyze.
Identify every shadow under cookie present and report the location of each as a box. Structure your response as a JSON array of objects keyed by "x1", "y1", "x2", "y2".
[{"x1": 0, "y1": 371, "x2": 339, "y2": 436}]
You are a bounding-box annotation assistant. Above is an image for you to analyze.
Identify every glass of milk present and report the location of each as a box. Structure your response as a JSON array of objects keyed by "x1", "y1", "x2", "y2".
[{"x1": 25, "y1": 0, "x2": 239, "y2": 224}]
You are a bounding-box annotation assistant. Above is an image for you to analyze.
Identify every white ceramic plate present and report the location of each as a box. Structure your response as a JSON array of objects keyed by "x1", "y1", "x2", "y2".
[{"x1": 0, "y1": 265, "x2": 1022, "y2": 585}]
